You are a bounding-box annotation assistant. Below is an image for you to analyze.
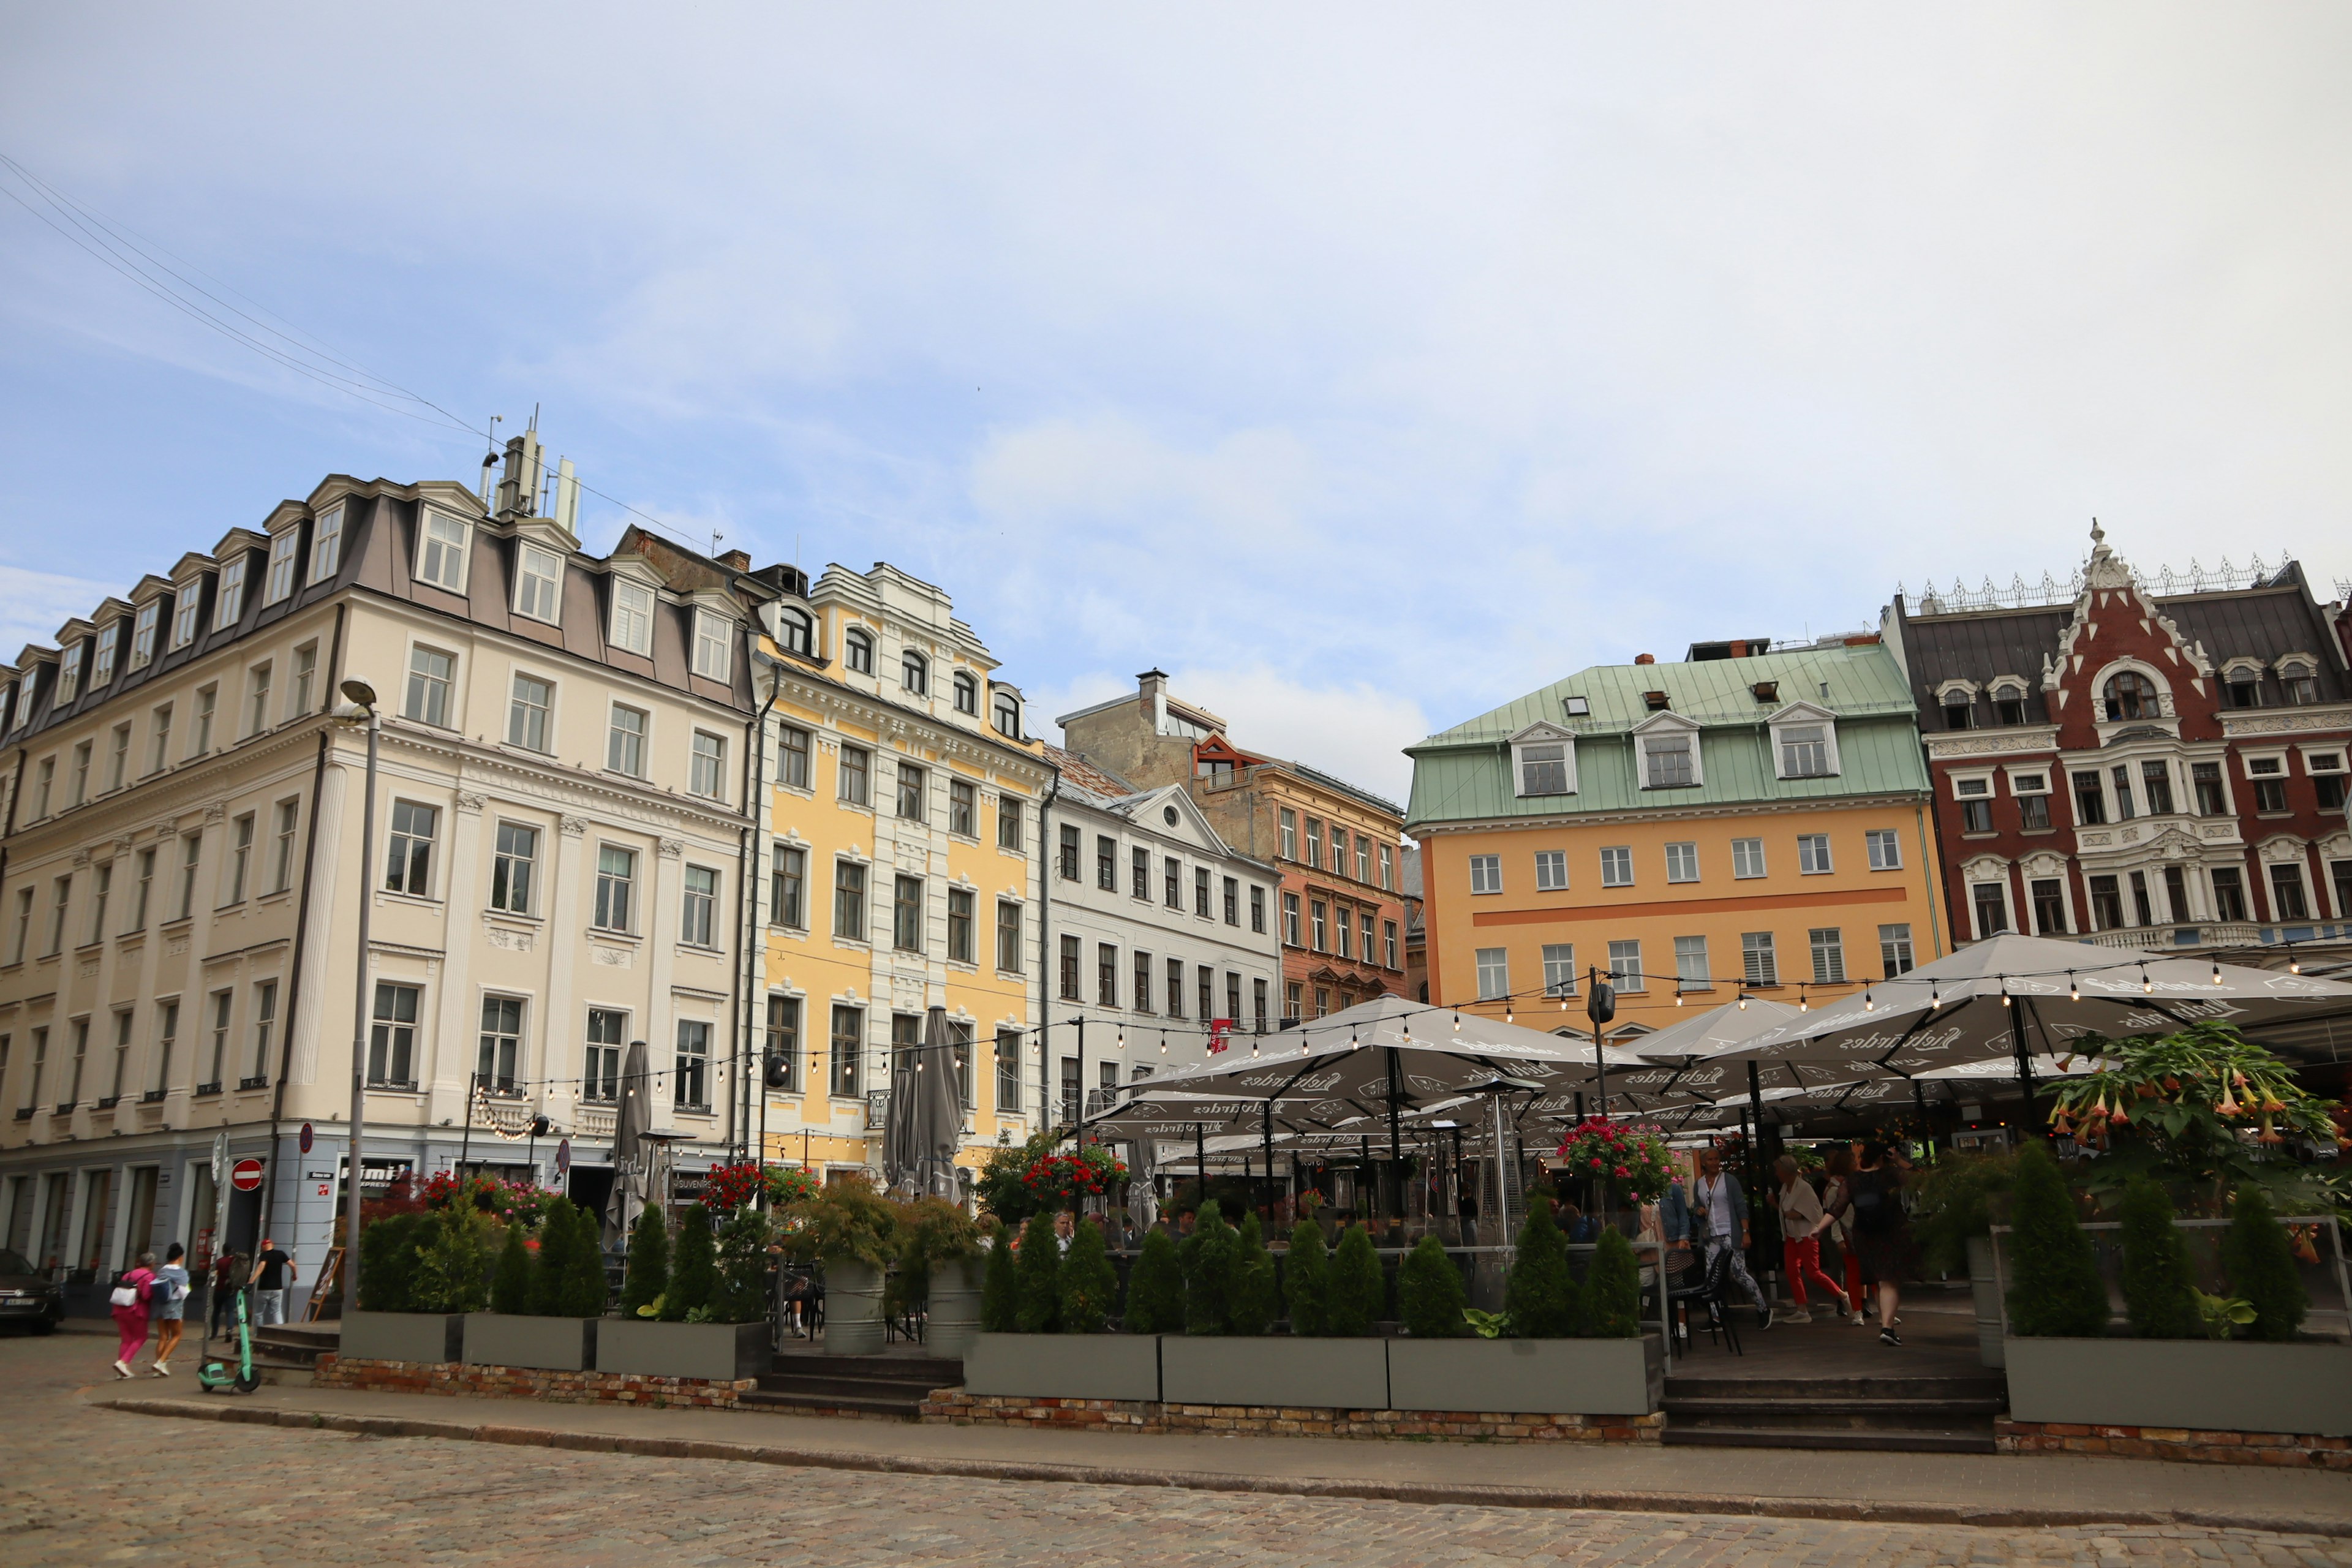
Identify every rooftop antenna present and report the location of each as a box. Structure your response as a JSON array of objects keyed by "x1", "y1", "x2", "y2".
[
  {"x1": 710, "y1": 529, "x2": 725, "y2": 558},
  {"x1": 478, "y1": 415, "x2": 504, "y2": 506}
]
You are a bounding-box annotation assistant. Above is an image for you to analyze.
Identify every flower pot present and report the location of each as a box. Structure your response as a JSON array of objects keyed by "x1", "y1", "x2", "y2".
[
  {"x1": 341, "y1": 1310, "x2": 464, "y2": 1365},
  {"x1": 1388, "y1": 1334, "x2": 1662, "y2": 1415},
  {"x1": 462, "y1": 1313, "x2": 598, "y2": 1371},
  {"x1": 1159, "y1": 1334, "x2": 1388, "y2": 1410},
  {"x1": 964, "y1": 1330, "x2": 1161, "y2": 1400},
  {"x1": 924, "y1": 1257, "x2": 984, "y2": 1360},
  {"x1": 1966, "y1": 1235, "x2": 2005, "y2": 1371},
  {"x1": 2004, "y1": 1336, "x2": 2352, "y2": 1436},
  {"x1": 824, "y1": 1257, "x2": 887, "y2": 1355},
  {"x1": 594, "y1": 1318, "x2": 767, "y2": 1381}
]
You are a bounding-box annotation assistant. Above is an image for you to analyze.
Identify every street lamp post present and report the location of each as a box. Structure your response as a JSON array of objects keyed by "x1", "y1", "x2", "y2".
[{"x1": 338, "y1": 680, "x2": 380, "y2": 1316}]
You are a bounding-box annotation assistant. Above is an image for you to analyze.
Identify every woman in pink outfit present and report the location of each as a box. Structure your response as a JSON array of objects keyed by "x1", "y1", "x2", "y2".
[{"x1": 110, "y1": 1250, "x2": 157, "y2": 1378}]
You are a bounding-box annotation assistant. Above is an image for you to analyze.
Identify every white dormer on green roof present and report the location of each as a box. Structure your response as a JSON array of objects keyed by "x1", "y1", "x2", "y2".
[
  {"x1": 1508, "y1": 722, "x2": 1577, "y2": 798},
  {"x1": 1765, "y1": 700, "x2": 1841, "y2": 780},
  {"x1": 1630, "y1": 709, "x2": 1702, "y2": 790}
]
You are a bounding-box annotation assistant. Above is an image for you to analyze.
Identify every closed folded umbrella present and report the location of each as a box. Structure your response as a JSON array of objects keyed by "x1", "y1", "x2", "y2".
[
  {"x1": 602, "y1": 1038, "x2": 654, "y2": 1243},
  {"x1": 885, "y1": 1005, "x2": 966, "y2": 1199}
]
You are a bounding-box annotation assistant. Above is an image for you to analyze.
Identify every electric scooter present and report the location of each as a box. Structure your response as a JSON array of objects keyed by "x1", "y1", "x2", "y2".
[{"x1": 196, "y1": 1283, "x2": 262, "y2": 1394}]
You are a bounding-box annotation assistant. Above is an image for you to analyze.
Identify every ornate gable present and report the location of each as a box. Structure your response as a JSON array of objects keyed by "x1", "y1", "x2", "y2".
[{"x1": 2042, "y1": 522, "x2": 2212, "y2": 714}]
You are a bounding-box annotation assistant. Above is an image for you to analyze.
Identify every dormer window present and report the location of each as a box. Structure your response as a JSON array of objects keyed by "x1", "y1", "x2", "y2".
[
  {"x1": 844, "y1": 627, "x2": 874, "y2": 675},
  {"x1": 775, "y1": 605, "x2": 813, "y2": 658},
  {"x1": 1519, "y1": 742, "x2": 1569, "y2": 796},
  {"x1": 693, "y1": 610, "x2": 732, "y2": 680},
  {"x1": 2101, "y1": 670, "x2": 2158, "y2": 722},
  {"x1": 1643, "y1": 733, "x2": 1696, "y2": 788},
  {"x1": 309, "y1": 505, "x2": 344, "y2": 584},
  {"x1": 1989, "y1": 680, "x2": 2028, "y2": 726},
  {"x1": 170, "y1": 581, "x2": 205, "y2": 649},
  {"x1": 902, "y1": 649, "x2": 928, "y2": 695},
  {"x1": 90, "y1": 627, "x2": 116, "y2": 687},
  {"x1": 953, "y1": 671, "x2": 978, "y2": 715},
  {"x1": 992, "y1": 691, "x2": 1020, "y2": 738},
  {"x1": 56, "y1": 644, "x2": 83, "y2": 705},
  {"x1": 2278, "y1": 659, "x2": 2319, "y2": 706},
  {"x1": 214, "y1": 557, "x2": 247, "y2": 630},
  {"x1": 1779, "y1": 725, "x2": 1830, "y2": 778},
  {"x1": 130, "y1": 601, "x2": 159, "y2": 670},
  {"x1": 514, "y1": 543, "x2": 564, "y2": 623},
  {"x1": 609, "y1": 579, "x2": 655, "y2": 655},
  {"x1": 417, "y1": 512, "x2": 470, "y2": 592},
  {"x1": 264, "y1": 529, "x2": 300, "y2": 605}
]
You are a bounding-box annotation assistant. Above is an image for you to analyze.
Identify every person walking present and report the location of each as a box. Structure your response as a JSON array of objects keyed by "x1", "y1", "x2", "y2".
[
  {"x1": 249, "y1": 1237, "x2": 296, "y2": 1326},
  {"x1": 149, "y1": 1243, "x2": 191, "y2": 1376},
  {"x1": 1692, "y1": 1147, "x2": 1774, "y2": 1330},
  {"x1": 1773, "y1": 1156, "x2": 1845, "y2": 1323},
  {"x1": 1829, "y1": 1140, "x2": 1912, "y2": 1346},
  {"x1": 207, "y1": 1249, "x2": 244, "y2": 1340},
  {"x1": 1818, "y1": 1148, "x2": 1866, "y2": 1324},
  {"x1": 109, "y1": 1251, "x2": 158, "y2": 1379}
]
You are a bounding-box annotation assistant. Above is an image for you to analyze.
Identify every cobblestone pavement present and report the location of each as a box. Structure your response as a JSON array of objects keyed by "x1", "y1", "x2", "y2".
[{"x1": 6, "y1": 1334, "x2": 2350, "y2": 1566}]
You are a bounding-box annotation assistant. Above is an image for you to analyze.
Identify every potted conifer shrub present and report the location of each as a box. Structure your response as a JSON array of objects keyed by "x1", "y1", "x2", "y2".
[
  {"x1": 777, "y1": 1174, "x2": 897, "y2": 1357},
  {"x1": 597, "y1": 1202, "x2": 771, "y2": 1382},
  {"x1": 462, "y1": 1196, "x2": 602, "y2": 1371},
  {"x1": 900, "y1": 1197, "x2": 986, "y2": 1359},
  {"x1": 1163, "y1": 1215, "x2": 1387, "y2": 1409},
  {"x1": 965, "y1": 1213, "x2": 1162, "y2": 1400},
  {"x1": 344, "y1": 1203, "x2": 480, "y2": 1364}
]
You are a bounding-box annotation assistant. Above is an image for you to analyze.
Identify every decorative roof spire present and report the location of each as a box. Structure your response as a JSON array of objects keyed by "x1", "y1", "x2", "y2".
[{"x1": 2083, "y1": 515, "x2": 2133, "y2": 590}]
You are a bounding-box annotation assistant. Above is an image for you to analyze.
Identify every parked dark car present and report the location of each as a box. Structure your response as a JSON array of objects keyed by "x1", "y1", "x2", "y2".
[{"x1": 0, "y1": 1248, "x2": 64, "y2": 1333}]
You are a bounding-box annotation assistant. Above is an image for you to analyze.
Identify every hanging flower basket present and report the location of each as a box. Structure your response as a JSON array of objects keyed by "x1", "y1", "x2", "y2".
[
  {"x1": 423, "y1": 1172, "x2": 554, "y2": 1229},
  {"x1": 1021, "y1": 1146, "x2": 1129, "y2": 1208},
  {"x1": 701, "y1": 1161, "x2": 822, "y2": 1214},
  {"x1": 1553, "y1": 1118, "x2": 1675, "y2": 1202}
]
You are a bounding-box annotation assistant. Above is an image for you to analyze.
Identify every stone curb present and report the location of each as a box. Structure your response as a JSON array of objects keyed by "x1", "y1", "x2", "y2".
[{"x1": 90, "y1": 1397, "x2": 2352, "y2": 1540}]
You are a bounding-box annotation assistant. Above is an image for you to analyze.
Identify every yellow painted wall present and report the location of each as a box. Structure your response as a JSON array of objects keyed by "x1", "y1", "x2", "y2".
[{"x1": 1423, "y1": 801, "x2": 1948, "y2": 1035}]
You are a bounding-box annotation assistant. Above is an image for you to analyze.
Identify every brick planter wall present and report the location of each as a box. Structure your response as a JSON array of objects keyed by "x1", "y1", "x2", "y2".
[
  {"x1": 1996, "y1": 1419, "x2": 2352, "y2": 1470},
  {"x1": 921, "y1": 1389, "x2": 1664, "y2": 1443},
  {"x1": 315, "y1": 1354, "x2": 756, "y2": 1410}
]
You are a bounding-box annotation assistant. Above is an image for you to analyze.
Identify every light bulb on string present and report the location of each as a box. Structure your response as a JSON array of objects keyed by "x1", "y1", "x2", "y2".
[
  {"x1": 1117, "y1": 1026, "x2": 1125, "y2": 1050},
  {"x1": 1929, "y1": 984, "x2": 1941, "y2": 1011},
  {"x1": 1798, "y1": 986, "x2": 1809, "y2": 1013},
  {"x1": 1504, "y1": 998, "x2": 1513, "y2": 1024},
  {"x1": 2140, "y1": 963, "x2": 2152, "y2": 995},
  {"x1": 2068, "y1": 972, "x2": 2079, "y2": 1002},
  {"x1": 2000, "y1": 979, "x2": 2012, "y2": 1008},
  {"x1": 1863, "y1": 987, "x2": 1874, "y2": 1012},
  {"x1": 1452, "y1": 1010, "x2": 1461, "y2": 1033},
  {"x1": 1675, "y1": 989, "x2": 1685, "y2": 1008},
  {"x1": 1736, "y1": 993, "x2": 1747, "y2": 1011},
  {"x1": 2288, "y1": 946, "x2": 2301, "y2": 976},
  {"x1": 2211, "y1": 958, "x2": 2223, "y2": 985},
  {"x1": 1159, "y1": 1030, "x2": 1167, "y2": 1056}
]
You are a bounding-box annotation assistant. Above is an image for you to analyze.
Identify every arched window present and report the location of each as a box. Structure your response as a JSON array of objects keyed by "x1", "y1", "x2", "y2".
[
  {"x1": 902, "y1": 650, "x2": 928, "y2": 695},
  {"x1": 952, "y1": 671, "x2": 978, "y2": 715},
  {"x1": 844, "y1": 627, "x2": 874, "y2": 675},
  {"x1": 992, "y1": 692, "x2": 1020, "y2": 738},
  {"x1": 776, "y1": 605, "x2": 812, "y2": 658},
  {"x1": 2102, "y1": 670, "x2": 2158, "y2": 722}
]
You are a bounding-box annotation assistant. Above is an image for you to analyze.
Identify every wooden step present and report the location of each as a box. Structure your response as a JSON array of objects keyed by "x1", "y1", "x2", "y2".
[{"x1": 1662, "y1": 1425, "x2": 1996, "y2": 1454}]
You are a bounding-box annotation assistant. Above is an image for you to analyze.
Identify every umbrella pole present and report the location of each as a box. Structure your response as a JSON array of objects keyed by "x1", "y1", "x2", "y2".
[
  {"x1": 1262, "y1": 1104, "x2": 1274, "y2": 1221},
  {"x1": 2009, "y1": 998, "x2": 2036, "y2": 1127},
  {"x1": 1072, "y1": 1016, "x2": 1085, "y2": 1145},
  {"x1": 1385, "y1": 1046, "x2": 1404, "y2": 1232},
  {"x1": 1196, "y1": 1120, "x2": 1205, "y2": 1204}
]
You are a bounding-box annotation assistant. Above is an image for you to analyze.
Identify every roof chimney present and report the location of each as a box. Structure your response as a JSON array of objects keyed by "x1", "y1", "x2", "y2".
[
  {"x1": 718, "y1": 549, "x2": 750, "y2": 571},
  {"x1": 1634, "y1": 653, "x2": 1656, "y2": 666}
]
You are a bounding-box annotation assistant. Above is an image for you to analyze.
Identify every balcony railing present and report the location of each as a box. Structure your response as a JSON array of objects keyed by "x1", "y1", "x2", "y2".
[{"x1": 2079, "y1": 923, "x2": 2266, "y2": 952}]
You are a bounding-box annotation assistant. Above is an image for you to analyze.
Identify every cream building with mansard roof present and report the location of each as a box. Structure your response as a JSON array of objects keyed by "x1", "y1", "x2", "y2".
[{"x1": 0, "y1": 431, "x2": 773, "y2": 1299}]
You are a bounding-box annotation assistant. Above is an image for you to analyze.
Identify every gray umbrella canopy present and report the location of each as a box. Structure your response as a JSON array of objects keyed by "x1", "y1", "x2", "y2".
[
  {"x1": 1626, "y1": 998, "x2": 1801, "y2": 1060},
  {"x1": 1697, "y1": 932, "x2": 2352, "y2": 1089},
  {"x1": 1082, "y1": 1091, "x2": 1382, "y2": 1143},
  {"x1": 884, "y1": 1006, "x2": 967, "y2": 1197},
  {"x1": 602, "y1": 1038, "x2": 655, "y2": 1242}
]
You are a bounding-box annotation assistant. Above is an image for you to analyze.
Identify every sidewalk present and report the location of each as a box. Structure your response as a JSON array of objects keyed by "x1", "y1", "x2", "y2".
[{"x1": 88, "y1": 1377, "x2": 2352, "y2": 1537}]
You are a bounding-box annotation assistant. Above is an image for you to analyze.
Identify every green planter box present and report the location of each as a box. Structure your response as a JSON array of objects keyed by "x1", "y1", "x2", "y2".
[
  {"x1": 462, "y1": 1313, "x2": 598, "y2": 1371},
  {"x1": 341, "y1": 1310, "x2": 464, "y2": 1365},
  {"x1": 2005, "y1": 1337, "x2": 2352, "y2": 1436},
  {"x1": 963, "y1": 1331, "x2": 1161, "y2": 1401},
  {"x1": 1387, "y1": 1334, "x2": 1662, "y2": 1415},
  {"x1": 1160, "y1": 1335, "x2": 1387, "y2": 1410},
  {"x1": 595, "y1": 1319, "x2": 768, "y2": 1382}
]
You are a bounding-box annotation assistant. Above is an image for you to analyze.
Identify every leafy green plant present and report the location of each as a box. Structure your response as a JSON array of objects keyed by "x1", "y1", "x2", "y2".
[
  {"x1": 776, "y1": 1174, "x2": 899, "y2": 1269},
  {"x1": 892, "y1": 1196, "x2": 984, "y2": 1317},
  {"x1": 1907, "y1": 1151, "x2": 2016, "y2": 1278},
  {"x1": 531, "y1": 1197, "x2": 579, "y2": 1316},
  {"x1": 1227, "y1": 1212, "x2": 1278, "y2": 1336},
  {"x1": 356, "y1": 1212, "x2": 424, "y2": 1313},
  {"x1": 1462, "y1": 1307, "x2": 1512, "y2": 1339},
  {"x1": 2004, "y1": 1140, "x2": 2108, "y2": 1338},
  {"x1": 1058, "y1": 1218, "x2": 1120, "y2": 1333},
  {"x1": 2222, "y1": 1184, "x2": 2306, "y2": 1343},
  {"x1": 981, "y1": 1222, "x2": 1021, "y2": 1332},
  {"x1": 2117, "y1": 1176, "x2": 2198, "y2": 1339},
  {"x1": 1324, "y1": 1223, "x2": 1385, "y2": 1336},
  {"x1": 1398, "y1": 1234, "x2": 1466, "y2": 1338},
  {"x1": 709, "y1": 1204, "x2": 773, "y2": 1324},
  {"x1": 1123, "y1": 1226, "x2": 1183, "y2": 1333},
  {"x1": 1283, "y1": 1218, "x2": 1329, "y2": 1336},
  {"x1": 974, "y1": 1131, "x2": 1057, "y2": 1226},
  {"x1": 410, "y1": 1204, "x2": 494, "y2": 1314},
  {"x1": 1504, "y1": 1197, "x2": 1580, "y2": 1338},
  {"x1": 1181, "y1": 1201, "x2": 1237, "y2": 1335},
  {"x1": 561, "y1": 1206, "x2": 609, "y2": 1317},
  {"x1": 622, "y1": 1203, "x2": 670, "y2": 1317},
  {"x1": 1015, "y1": 1212, "x2": 1060, "y2": 1333},
  {"x1": 2190, "y1": 1289, "x2": 2256, "y2": 1340},
  {"x1": 662, "y1": 1204, "x2": 717, "y2": 1321},
  {"x1": 1581, "y1": 1228, "x2": 1642, "y2": 1338},
  {"x1": 490, "y1": 1222, "x2": 533, "y2": 1315}
]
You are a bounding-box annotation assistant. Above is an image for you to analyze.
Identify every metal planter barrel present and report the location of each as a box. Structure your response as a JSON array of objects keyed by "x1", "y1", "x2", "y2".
[
  {"x1": 924, "y1": 1256, "x2": 984, "y2": 1360},
  {"x1": 824, "y1": 1258, "x2": 888, "y2": 1355}
]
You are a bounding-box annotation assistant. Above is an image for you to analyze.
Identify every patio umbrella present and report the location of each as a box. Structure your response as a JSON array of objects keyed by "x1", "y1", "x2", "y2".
[
  {"x1": 601, "y1": 1038, "x2": 654, "y2": 1243},
  {"x1": 884, "y1": 1005, "x2": 967, "y2": 1199},
  {"x1": 1697, "y1": 932, "x2": 2352, "y2": 1093},
  {"x1": 1627, "y1": 998, "x2": 1801, "y2": 1060}
]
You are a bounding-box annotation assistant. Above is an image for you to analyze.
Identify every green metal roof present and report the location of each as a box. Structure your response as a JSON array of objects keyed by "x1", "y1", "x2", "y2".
[{"x1": 1406, "y1": 642, "x2": 1931, "y2": 827}]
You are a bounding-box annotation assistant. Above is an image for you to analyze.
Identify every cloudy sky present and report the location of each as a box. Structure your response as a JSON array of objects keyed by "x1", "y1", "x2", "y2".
[{"x1": 4, "y1": 4, "x2": 2346, "y2": 804}]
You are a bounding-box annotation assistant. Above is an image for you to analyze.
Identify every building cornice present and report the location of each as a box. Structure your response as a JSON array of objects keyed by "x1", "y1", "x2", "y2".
[{"x1": 1407, "y1": 790, "x2": 1931, "y2": 837}]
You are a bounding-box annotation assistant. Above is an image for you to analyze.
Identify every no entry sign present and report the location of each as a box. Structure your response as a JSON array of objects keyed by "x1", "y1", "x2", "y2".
[{"x1": 230, "y1": 1158, "x2": 265, "y2": 1193}]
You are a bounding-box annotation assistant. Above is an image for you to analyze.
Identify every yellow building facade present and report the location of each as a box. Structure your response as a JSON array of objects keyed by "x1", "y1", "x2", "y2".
[
  {"x1": 749, "y1": 563, "x2": 1051, "y2": 1186},
  {"x1": 1407, "y1": 641, "x2": 1950, "y2": 1038}
]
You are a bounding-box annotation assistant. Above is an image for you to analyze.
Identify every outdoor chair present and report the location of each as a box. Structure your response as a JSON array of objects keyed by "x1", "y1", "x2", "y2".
[{"x1": 1667, "y1": 1245, "x2": 1743, "y2": 1357}]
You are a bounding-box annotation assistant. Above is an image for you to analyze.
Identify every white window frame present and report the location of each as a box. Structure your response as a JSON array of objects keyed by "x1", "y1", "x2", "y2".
[
  {"x1": 1509, "y1": 724, "x2": 1578, "y2": 798},
  {"x1": 1864, "y1": 827, "x2": 1902, "y2": 871},
  {"x1": 170, "y1": 579, "x2": 205, "y2": 650},
  {"x1": 1664, "y1": 841, "x2": 1700, "y2": 883},
  {"x1": 1542, "y1": 943, "x2": 1577, "y2": 997},
  {"x1": 1607, "y1": 938, "x2": 1645, "y2": 992},
  {"x1": 1634, "y1": 714, "x2": 1703, "y2": 790},
  {"x1": 507, "y1": 672, "x2": 554, "y2": 753},
  {"x1": 607, "y1": 703, "x2": 650, "y2": 778},
  {"x1": 688, "y1": 731, "x2": 726, "y2": 801},
  {"x1": 1766, "y1": 703, "x2": 1841, "y2": 780},
  {"x1": 91, "y1": 625, "x2": 117, "y2": 687},
  {"x1": 56, "y1": 644, "x2": 82, "y2": 705},
  {"x1": 843, "y1": 627, "x2": 875, "y2": 674},
  {"x1": 1730, "y1": 837, "x2": 1766, "y2": 880},
  {"x1": 213, "y1": 557, "x2": 247, "y2": 630},
  {"x1": 130, "y1": 601, "x2": 159, "y2": 670},
  {"x1": 308, "y1": 505, "x2": 344, "y2": 585},
  {"x1": 1599, "y1": 845, "x2": 1634, "y2": 888},
  {"x1": 264, "y1": 529, "x2": 300, "y2": 605},
  {"x1": 692, "y1": 609, "x2": 733, "y2": 681},
  {"x1": 1468, "y1": 854, "x2": 1502, "y2": 895},
  {"x1": 1474, "y1": 947, "x2": 1510, "y2": 1001},
  {"x1": 609, "y1": 578, "x2": 656, "y2": 655},
  {"x1": 1796, "y1": 833, "x2": 1833, "y2": 875},
  {"x1": 514, "y1": 543, "x2": 564, "y2": 624},
  {"x1": 416, "y1": 511, "x2": 472, "y2": 592},
  {"x1": 1964, "y1": 866, "x2": 2016, "y2": 940},
  {"x1": 404, "y1": 644, "x2": 456, "y2": 728},
  {"x1": 1533, "y1": 850, "x2": 1568, "y2": 892},
  {"x1": 1673, "y1": 934, "x2": 1709, "y2": 989}
]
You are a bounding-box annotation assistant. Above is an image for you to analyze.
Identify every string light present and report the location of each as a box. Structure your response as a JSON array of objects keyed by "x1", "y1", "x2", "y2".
[
  {"x1": 1736, "y1": 993, "x2": 1748, "y2": 1011},
  {"x1": 1504, "y1": 998, "x2": 1513, "y2": 1024},
  {"x1": 2139, "y1": 963, "x2": 2152, "y2": 995},
  {"x1": 2288, "y1": 946, "x2": 2301, "y2": 976},
  {"x1": 2211, "y1": 959, "x2": 2223, "y2": 985},
  {"x1": 1863, "y1": 987, "x2": 1874, "y2": 1012},
  {"x1": 1929, "y1": 984, "x2": 1942, "y2": 1010},
  {"x1": 2068, "y1": 971, "x2": 2079, "y2": 1002},
  {"x1": 2000, "y1": 979, "x2": 2012, "y2": 1008},
  {"x1": 1798, "y1": 986, "x2": 1809, "y2": 1013},
  {"x1": 1117, "y1": 1025, "x2": 1125, "y2": 1050},
  {"x1": 1159, "y1": 1030, "x2": 1167, "y2": 1056},
  {"x1": 1675, "y1": 989, "x2": 1685, "y2": 1008},
  {"x1": 1452, "y1": 1010, "x2": 1461, "y2": 1033}
]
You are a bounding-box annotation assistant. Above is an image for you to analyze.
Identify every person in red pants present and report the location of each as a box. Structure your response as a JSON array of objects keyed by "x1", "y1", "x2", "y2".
[{"x1": 1774, "y1": 1156, "x2": 1847, "y2": 1323}]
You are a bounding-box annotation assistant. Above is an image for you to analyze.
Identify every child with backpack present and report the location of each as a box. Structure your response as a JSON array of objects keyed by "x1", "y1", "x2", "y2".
[{"x1": 149, "y1": 1243, "x2": 191, "y2": 1375}]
